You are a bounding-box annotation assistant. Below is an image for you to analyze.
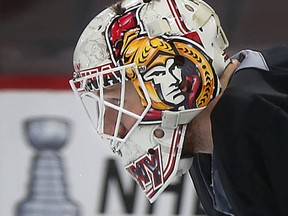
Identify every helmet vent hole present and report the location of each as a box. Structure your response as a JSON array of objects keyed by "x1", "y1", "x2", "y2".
[
  {"x1": 199, "y1": 27, "x2": 203, "y2": 32},
  {"x1": 98, "y1": 25, "x2": 102, "y2": 30},
  {"x1": 185, "y1": 4, "x2": 194, "y2": 12},
  {"x1": 153, "y1": 128, "x2": 164, "y2": 138},
  {"x1": 143, "y1": 0, "x2": 152, "y2": 3},
  {"x1": 148, "y1": 148, "x2": 156, "y2": 155},
  {"x1": 174, "y1": 55, "x2": 185, "y2": 66}
]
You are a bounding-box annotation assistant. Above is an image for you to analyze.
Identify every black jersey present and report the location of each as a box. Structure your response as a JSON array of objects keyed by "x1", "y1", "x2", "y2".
[{"x1": 189, "y1": 46, "x2": 288, "y2": 216}]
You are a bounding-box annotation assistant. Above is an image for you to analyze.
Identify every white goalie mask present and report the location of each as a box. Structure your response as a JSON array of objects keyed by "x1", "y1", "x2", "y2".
[{"x1": 70, "y1": 0, "x2": 230, "y2": 203}]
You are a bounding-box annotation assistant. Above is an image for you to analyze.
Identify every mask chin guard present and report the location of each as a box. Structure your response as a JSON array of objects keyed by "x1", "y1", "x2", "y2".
[{"x1": 121, "y1": 106, "x2": 200, "y2": 203}]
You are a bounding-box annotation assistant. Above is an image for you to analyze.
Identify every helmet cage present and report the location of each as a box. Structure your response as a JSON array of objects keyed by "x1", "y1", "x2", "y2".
[{"x1": 70, "y1": 63, "x2": 152, "y2": 152}]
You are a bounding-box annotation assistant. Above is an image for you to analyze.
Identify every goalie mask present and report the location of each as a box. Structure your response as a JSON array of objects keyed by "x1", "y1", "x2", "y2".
[{"x1": 70, "y1": 0, "x2": 229, "y2": 203}]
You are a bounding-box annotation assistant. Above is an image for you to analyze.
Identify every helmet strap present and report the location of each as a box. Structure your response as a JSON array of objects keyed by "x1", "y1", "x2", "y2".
[{"x1": 161, "y1": 107, "x2": 206, "y2": 128}]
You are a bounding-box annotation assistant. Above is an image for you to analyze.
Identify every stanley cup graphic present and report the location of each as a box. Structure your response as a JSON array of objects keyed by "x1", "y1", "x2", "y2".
[{"x1": 16, "y1": 117, "x2": 81, "y2": 216}]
